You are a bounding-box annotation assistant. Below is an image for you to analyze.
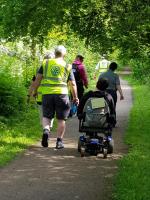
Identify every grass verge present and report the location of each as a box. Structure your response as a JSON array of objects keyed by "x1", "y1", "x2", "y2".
[
  {"x1": 113, "y1": 77, "x2": 150, "y2": 200},
  {"x1": 0, "y1": 105, "x2": 42, "y2": 166}
]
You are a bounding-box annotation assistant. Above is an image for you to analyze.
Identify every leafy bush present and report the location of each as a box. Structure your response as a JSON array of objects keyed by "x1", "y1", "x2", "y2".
[
  {"x1": 0, "y1": 55, "x2": 26, "y2": 117},
  {"x1": 129, "y1": 58, "x2": 150, "y2": 84}
]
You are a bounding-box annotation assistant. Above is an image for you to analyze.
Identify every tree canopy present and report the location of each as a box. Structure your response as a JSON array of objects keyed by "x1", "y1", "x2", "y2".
[
  {"x1": 0, "y1": 0, "x2": 66, "y2": 42},
  {"x1": 66, "y1": 0, "x2": 150, "y2": 57},
  {"x1": 1, "y1": 0, "x2": 150, "y2": 83},
  {"x1": 1, "y1": 0, "x2": 149, "y2": 56}
]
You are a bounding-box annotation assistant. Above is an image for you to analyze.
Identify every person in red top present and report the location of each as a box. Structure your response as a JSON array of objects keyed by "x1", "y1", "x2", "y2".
[{"x1": 72, "y1": 55, "x2": 88, "y2": 100}]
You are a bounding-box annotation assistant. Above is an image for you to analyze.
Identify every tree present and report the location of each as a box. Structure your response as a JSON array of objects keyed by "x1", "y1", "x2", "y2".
[
  {"x1": 0, "y1": 0, "x2": 67, "y2": 43},
  {"x1": 65, "y1": 0, "x2": 112, "y2": 54},
  {"x1": 109, "y1": 0, "x2": 150, "y2": 59},
  {"x1": 1, "y1": 0, "x2": 149, "y2": 62}
]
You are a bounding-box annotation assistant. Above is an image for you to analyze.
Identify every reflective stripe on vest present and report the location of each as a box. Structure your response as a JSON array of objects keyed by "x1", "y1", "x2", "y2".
[
  {"x1": 42, "y1": 59, "x2": 71, "y2": 94},
  {"x1": 99, "y1": 68, "x2": 108, "y2": 73},
  {"x1": 36, "y1": 86, "x2": 43, "y2": 103},
  {"x1": 41, "y1": 83, "x2": 68, "y2": 87},
  {"x1": 99, "y1": 60, "x2": 109, "y2": 73},
  {"x1": 36, "y1": 91, "x2": 42, "y2": 103}
]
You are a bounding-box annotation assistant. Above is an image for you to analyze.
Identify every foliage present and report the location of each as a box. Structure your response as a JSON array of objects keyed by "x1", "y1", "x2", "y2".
[
  {"x1": 66, "y1": 0, "x2": 150, "y2": 56},
  {"x1": 0, "y1": 0, "x2": 149, "y2": 121},
  {"x1": 129, "y1": 58, "x2": 150, "y2": 83},
  {"x1": 66, "y1": 0, "x2": 112, "y2": 53},
  {"x1": 113, "y1": 77, "x2": 150, "y2": 200},
  {"x1": 66, "y1": 0, "x2": 150, "y2": 82},
  {"x1": 0, "y1": 106, "x2": 41, "y2": 166},
  {"x1": 36, "y1": 25, "x2": 100, "y2": 80},
  {"x1": 0, "y1": 25, "x2": 101, "y2": 120},
  {"x1": 0, "y1": 54, "x2": 26, "y2": 117},
  {"x1": 1, "y1": 1, "x2": 149, "y2": 55},
  {"x1": 109, "y1": 0, "x2": 150, "y2": 81},
  {"x1": 0, "y1": 0, "x2": 67, "y2": 43},
  {"x1": 1, "y1": 0, "x2": 149, "y2": 82},
  {"x1": 109, "y1": 1, "x2": 149, "y2": 57},
  {"x1": 0, "y1": 41, "x2": 41, "y2": 83}
]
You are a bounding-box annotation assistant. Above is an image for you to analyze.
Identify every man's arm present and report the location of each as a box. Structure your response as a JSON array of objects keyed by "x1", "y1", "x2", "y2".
[
  {"x1": 77, "y1": 92, "x2": 91, "y2": 117},
  {"x1": 68, "y1": 80, "x2": 79, "y2": 105},
  {"x1": 27, "y1": 75, "x2": 36, "y2": 96},
  {"x1": 106, "y1": 94, "x2": 115, "y2": 115},
  {"x1": 79, "y1": 66, "x2": 88, "y2": 88},
  {"x1": 67, "y1": 67, "x2": 79, "y2": 104},
  {"x1": 116, "y1": 85, "x2": 124, "y2": 100},
  {"x1": 116, "y1": 74, "x2": 124, "y2": 100},
  {"x1": 28, "y1": 81, "x2": 35, "y2": 97},
  {"x1": 32, "y1": 73, "x2": 43, "y2": 96}
]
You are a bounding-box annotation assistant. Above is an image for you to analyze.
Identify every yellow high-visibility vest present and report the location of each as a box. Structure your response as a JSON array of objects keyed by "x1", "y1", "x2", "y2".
[
  {"x1": 98, "y1": 59, "x2": 110, "y2": 73},
  {"x1": 41, "y1": 59, "x2": 71, "y2": 95}
]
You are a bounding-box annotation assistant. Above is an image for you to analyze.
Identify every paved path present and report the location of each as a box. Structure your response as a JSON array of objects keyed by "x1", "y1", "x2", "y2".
[{"x1": 0, "y1": 79, "x2": 132, "y2": 200}]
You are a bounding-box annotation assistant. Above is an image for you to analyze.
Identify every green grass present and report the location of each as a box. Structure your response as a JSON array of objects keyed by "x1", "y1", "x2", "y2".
[
  {"x1": 0, "y1": 105, "x2": 42, "y2": 166},
  {"x1": 113, "y1": 77, "x2": 150, "y2": 200},
  {"x1": 87, "y1": 78, "x2": 97, "y2": 91}
]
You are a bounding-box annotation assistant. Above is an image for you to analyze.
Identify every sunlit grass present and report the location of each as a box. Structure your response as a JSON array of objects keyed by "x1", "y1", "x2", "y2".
[
  {"x1": 0, "y1": 106, "x2": 42, "y2": 166},
  {"x1": 113, "y1": 77, "x2": 150, "y2": 200},
  {"x1": 87, "y1": 78, "x2": 97, "y2": 91}
]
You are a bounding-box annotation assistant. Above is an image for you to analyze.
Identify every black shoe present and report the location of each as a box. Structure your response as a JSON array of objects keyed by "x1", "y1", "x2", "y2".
[{"x1": 41, "y1": 129, "x2": 49, "y2": 147}]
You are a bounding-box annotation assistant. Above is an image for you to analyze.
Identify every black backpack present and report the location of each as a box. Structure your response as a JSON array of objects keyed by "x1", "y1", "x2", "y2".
[
  {"x1": 72, "y1": 63, "x2": 82, "y2": 84},
  {"x1": 83, "y1": 97, "x2": 110, "y2": 128}
]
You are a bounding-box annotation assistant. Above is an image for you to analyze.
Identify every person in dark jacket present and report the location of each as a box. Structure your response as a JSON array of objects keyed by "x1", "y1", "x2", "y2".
[
  {"x1": 99, "y1": 62, "x2": 124, "y2": 124},
  {"x1": 77, "y1": 78, "x2": 116, "y2": 126},
  {"x1": 72, "y1": 55, "x2": 88, "y2": 100}
]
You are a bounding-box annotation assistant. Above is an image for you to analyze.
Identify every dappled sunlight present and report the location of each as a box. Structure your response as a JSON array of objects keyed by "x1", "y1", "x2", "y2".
[{"x1": 0, "y1": 143, "x2": 125, "y2": 185}]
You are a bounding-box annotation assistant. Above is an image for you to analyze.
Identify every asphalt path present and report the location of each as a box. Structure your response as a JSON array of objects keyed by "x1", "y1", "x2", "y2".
[{"x1": 0, "y1": 79, "x2": 132, "y2": 200}]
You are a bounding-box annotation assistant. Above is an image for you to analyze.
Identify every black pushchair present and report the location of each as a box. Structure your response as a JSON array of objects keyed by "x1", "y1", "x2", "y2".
[{"x1": 78, "y1": 96, "x2": 114, "y2": 158}]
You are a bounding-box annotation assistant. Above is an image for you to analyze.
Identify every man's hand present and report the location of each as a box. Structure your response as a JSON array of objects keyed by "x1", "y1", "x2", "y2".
[
  {"x1": 73, "y1": 97, "x2": 79, "y2": 105},
  {"x1": 94, "y1": 74, "x2": 97, "y2": 80},
  {"x1": 120, "y1": 94, "x2": 124, "y2": 100}
]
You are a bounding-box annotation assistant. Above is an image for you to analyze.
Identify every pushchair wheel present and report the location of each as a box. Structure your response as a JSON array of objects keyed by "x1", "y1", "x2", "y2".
[
  {"x1": 107, "y1": 139, "x2": 114, "y2": 154},
  {"x1": 103, "y1": 148, "x2": 108, "y2": 159},
  {"x1": 80, "y1": 147, "x2": 86, "y2": 157}
]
